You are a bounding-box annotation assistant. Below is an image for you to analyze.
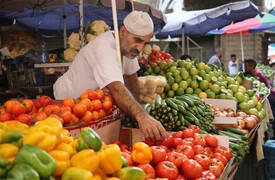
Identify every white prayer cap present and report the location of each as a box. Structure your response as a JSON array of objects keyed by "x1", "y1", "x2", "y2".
[{"x1": 123, "y1": 11, "x2": 154, "y2": 36}]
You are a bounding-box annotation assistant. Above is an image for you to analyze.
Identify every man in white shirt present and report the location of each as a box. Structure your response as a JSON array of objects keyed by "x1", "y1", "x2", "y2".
[
  {"x1": 207, "y1": 48, "x2": 222, "y2": 69},
  {"x1": 54, "y1": 11, "x2": 167, "y2": 141},
  {"x1": 228, "y1": 54, "x2": 239, "y2": 75}
]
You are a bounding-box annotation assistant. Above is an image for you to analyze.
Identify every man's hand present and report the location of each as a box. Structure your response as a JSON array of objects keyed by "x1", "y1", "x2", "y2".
[
  {"x1": 107, "y1": 81, "x2": 167, "y2": 141},
  {"x1": 137, "y1": 113, "x2": 167, "y2": 141}
]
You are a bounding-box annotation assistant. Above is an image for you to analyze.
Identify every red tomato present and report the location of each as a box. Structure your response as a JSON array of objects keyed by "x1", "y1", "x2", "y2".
[
  {"x1": 201, "y1": 170, "x2": 216, "y2": 180},
  {"x1": 183, "y1": 138, "x2": 195, "y2": 147},
  {"x1": 204, "y1": 134, "x2": 218, "y2": 147},
  {"x1": 214, "y1": 153, "x2": 228, "y2": 166},
  {"x1": 194, "y1": 154, "x2": 211, "y2": 170},
  {"x1": 34, "y1": 111, "x2": 47, "y2": 122},
  {"x1": 144, "y1": 139, "x2": 155, "y2": 146},
  {"x1": 44, "y1": 105, "x2": 61, "y2": 115},
  {"x1": 182, "y1": 128, "x2": 194, "y2": 138},
  {"x1": 214, "y1": 146, "x2": 232, "y2": 160},
  {"x1": 137, "y1": 164, "x2": 155, "y2": 180},
  {"x1": 39, "y1": 96, "x2": 53, "y2": 107},
  {"x1": 0, "y1": 112, "x2": 12, "y2": 122},
  {"x1": 120, "y1": 144, "x2": 129, "y2": 152},
  {"x1": 209, "y1": 164, "x2": 222, "y2": 178},
  {"x1": 173, "y1": 138, "x2": 185, "y2": 147},
  {"x1": 35, "y1": 100, "x2": 42, "y2": 109},
  {"x1": 193, "y1": 145, "x2": 204, "y2": 154},
  {"x1": 151, "y1": 146, "x2": 167, "y2": 165},
  {"x1": 175, "y1": 175, "x2": 187, "y2": 180},
  {"x1": 11, "y1": 103, "x2": 25, "y2": 117},
  {"x1": 159, "y1": 145, "x2": 169, "y2": 153},
  {"x1": 156, "y1": 161, "x2": 179, "y2": 180},
  {"x1": 22, "y1": 99, "x2": 34, "y2": 113},
  {"x1": 210, "y1": 158, "x2": 224, "y2": 170},
  {"x1": 189, "y1": 125, "x2": 200, "y2": 134},
  {"x1": 176, "y1": 145, "x2": 195, "y2": 159},
  {"x1": 161, "y1": 135, "x2": 174, "y2": 148},
  {"x1": 182, "y1": 159, "x2": 203, "y2": 179},
  {"x1": 122, "y1": 151, "x2": 133, "y2": 166},
  {"x1": 203, "y1": 147, "x2": 214, "y2": 158},
  {"x1": 172, "y1": 131, "x2": 183, "y2": 138},
  {"x1": 16, "y1": 114, "x2": 32, "y2": 124},
  {"x1": 194, "y1": 133, "x2": 206, "y2": 147},
  {"x1": 167, "y1": 151, "x2": 184, "y2": 168}
]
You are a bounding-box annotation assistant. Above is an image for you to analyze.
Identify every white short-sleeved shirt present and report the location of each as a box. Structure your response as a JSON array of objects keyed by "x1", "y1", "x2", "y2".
[
  {"x1": 53, "y1": 32, "x2": 140, "y2": 100},
  {"x1": 207, "y1": 55, "x2": 222, "y2": 69},
  {"x1": 228, "y1": 60, "x2": 239, "y2": 75}
]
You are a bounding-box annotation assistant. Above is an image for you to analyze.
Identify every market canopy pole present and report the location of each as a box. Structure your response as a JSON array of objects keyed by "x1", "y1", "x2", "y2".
[
  {"x1": 111, "y1": 0, "x2": 122, "y2": 69},
  {"x1": 240, "y1": 31, "x2": 245, "y2": 72},
  {"x1": 79, "y1": 0, "x2": 84, "y2": 48},
  {"x1": 63, "y1": 0, "x2": 67, "y2": 49}
]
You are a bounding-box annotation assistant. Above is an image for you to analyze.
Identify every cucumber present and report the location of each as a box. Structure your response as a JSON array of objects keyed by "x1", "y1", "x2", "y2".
[
  {"x1": 222, "y1": 127, "x2": 246, "y2": 136},
  {"x1": 219, "y1": 130, "x2": 248, "y2": 141},
  {"x1": 176, "y1": 96, "x2": 194, "y2": 107},
  {"x1": 170, "y1": 98, "x2": 184, "y2": 107},
  {"x1": 172, "y1": 109, "x2": 178, "y2": 116},
  {"x1": 166, "y1": 98, "x2": 179, "y2": 110},
  {"x1": 200, "y1": 130, "x2": 208, "y2": 134},
  {"x1": 178, "y1": 106, "x2": 187, "y2": 114}
]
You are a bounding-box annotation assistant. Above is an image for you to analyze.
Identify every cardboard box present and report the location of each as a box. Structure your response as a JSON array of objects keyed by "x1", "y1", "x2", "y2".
[
  {"x1": 120, "y1": 127, "x2": 229, "y2": 148},
  {"x1": 65, "y1": 108, "x2": 121, "y2": 144}
]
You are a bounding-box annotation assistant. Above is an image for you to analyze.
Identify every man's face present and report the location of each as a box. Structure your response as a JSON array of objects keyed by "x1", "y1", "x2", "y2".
[
  {"x1": 244, "y1": 62, "x2": 253, "y2": 73},
  {"x1": 120, "y1": 26, "x2": 152, "y2": 59},
  {"x1": 231, "y1": 56, "x2": 236, "y2": 62}
]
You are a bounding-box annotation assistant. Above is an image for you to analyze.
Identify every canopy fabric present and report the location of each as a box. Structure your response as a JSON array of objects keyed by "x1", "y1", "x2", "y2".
[
  {"x1": 155, "y1": 0, "x2": 259, "y2": 38},
  {"x1": 0, "y1": 0, "x2": 166, "y2": 35},
  {"x1": 208, "y1": 13, "x2": 275, "y2": 35}
]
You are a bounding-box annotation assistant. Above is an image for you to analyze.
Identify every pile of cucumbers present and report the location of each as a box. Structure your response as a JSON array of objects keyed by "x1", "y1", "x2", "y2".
[
  {"x1": 122, "y1": 94, "x2": 217, "y2": 133},
  {"x1": 218, "y1": 127, "x2": 249, "y2": 162}
]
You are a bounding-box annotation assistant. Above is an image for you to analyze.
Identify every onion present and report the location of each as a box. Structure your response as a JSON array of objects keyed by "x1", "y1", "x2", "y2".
[
  {"x1": 236, "y1": 111, "x2": 248, "y2": 118},
  {"x1": 225, "y1": 108, "x2": 234, "y2": 112},
  {"x1": 250, "y1": 115, "x2": 260, "y2": 123},
  {"x1": 227, "y1": 112, "x2": 235, "y2": 117},
  {"x1": 236, "y1": 116, "x2": 244, "y2": 121},
  {"x1": 244, "y1": 117, "x2": 257, "y2": 129},
  {"x1": 215, "y1": 107, "x2": 221, "y2": 112},
  {"x1": 237, "y1": 119, "x2": 245, "y2": 129}
]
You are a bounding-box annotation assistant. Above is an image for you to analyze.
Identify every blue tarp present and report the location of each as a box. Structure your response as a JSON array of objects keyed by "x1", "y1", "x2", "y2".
[
  {"x1": 0, "y1": 3, "x2": 165, "y2": 35},
  {"x1": 156, "y1": 1, "x2": 260, "y2": 38}
]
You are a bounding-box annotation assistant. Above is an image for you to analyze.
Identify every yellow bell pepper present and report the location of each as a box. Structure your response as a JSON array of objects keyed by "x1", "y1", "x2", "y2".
[
  {"x1": 3, "y1": 121, "x2": 29, "y2": 134},
  {"x1": 97, "y1": 144, "x2": 122, "y2": 174},
  {"x1": 93, "y1": 175, "x2": 102, "y2": 180},
  {"x1": 71, "y1": 149, "x2": 100, "y2": 172},
  {"x1": 94, "y1": 167, "x2": 107, "y2": 177},
  {"x1": 55, "y1": 142, "x2": 76, "y2": 157},
  {"x1": 35, "y1": 117, "x2": 63, "y2": 137},
  {"x1": 61, "y1": 167, "x2": 93, "y2": 180},
  {"x1": 23, "y1": 129, "x2": 57, "y2": 152},
  {"x1": 0, "y1": 143, "x2": 19, "y2": 163},
  {"x1": 49, "y1": 150, "x2": 71, "y2": 177},
  {"x1": 105, "y1": 178, "x2": 120, "y2": 180},
  {"x1": 59, "y1": 129, "x2": 74, "y2": 144},
  {"x1": 131, "y1": 142, "x2": 152, "y2": 164}
]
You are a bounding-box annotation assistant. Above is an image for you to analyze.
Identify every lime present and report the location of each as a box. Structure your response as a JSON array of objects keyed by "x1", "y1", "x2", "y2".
[
  {"x1": 217, "y1": 76, "x2": 225, "y2": 82},
  {"x1": 179, "y1": 81, "x2": 188, "y2": 89},
  {"x1": 239, "y1": 102, "x2": 249, "y2": 110},
  {"x1": 203, "y1": 74, "x2": 211, "y2": 82},
  {"x1": 167, "y1": 76, "x2": 175, "y2": 85},
  {"x1": 197, "y1": 62, "x2": 206, "y2": 70},
  {"x1": 151, "y1": 63, "x2": 158, "y2": 69},
  {"x1": 234, "y1": 92, "x2": 245, "y2": 103},
  {"x1": 174, "y1": 75, "x2": 182, "y2": 83},
  {"x1": 185, "y1": 62, "x2": 192, "y2": 70},
  {"x1": 243, "y1": 95, "x2": 250, "y2": 102},
  {"x1": 153, "y1": 66, "x2": 160, "y2": 74},
  {"x1": 191, "y1": 80, "x2": 199, "y2": 89},
  {"x1": 247, "y1": 89, "x2": 254, "y2": 97},
  {"x1": 167, "y1": 90, "x2": 175, "y2": 97},
  {"x1": 167, "y1": 59, "x2": 174, "y2": 67},
  {"x1": 164, "y1": 84, "x2": 171, "y2": 91},
  {"x1": 248, "y1": 100, "x2": 255, "y2": 108},
  {"x1": 259, "y1": 109, "x2": 266, "y2": 119},
  {"x1": 176, "y1": 88, "x2": 185, "y2": 96},
  {"x1": 205, "y1": 65, "x2": 211, "y2": 73},
  {"x1": 181, "y1": 70, "x2": 189, "y2": 80},
  {"x1": 186, "y1": 87, "x2": 194, "y2": 94},
  {"x1": 251, "y1": 96, "x2": 258, "y2": 105},
  {"x1": 199, "y1": 70, "x2": 206, "y2": 77},
  {"x1": 161, "y1": 93, "x2": 166, "y2": 99},
  {"x1": 186, "y1": 77, "x2": 192, "y2": 86},
  {"x1": 194, "y1": 88, "x2": 202, "y2": 95},
  {"x1": 208, "y1": 91, "x2": 216, "y2": 98},
  {"x1": 236, "y1": 76, "x2": 243, "y2": 84},
  {"x1": 166, "y1": 72, "x2": 173, "y2": 77},
  {"x1": 228, "y1": 84, "x2": 239, "y2": 93},
  {"x1": 169, "y1": 66, "x2": 177, "y2": 73},
  {"x1": 160, "y1": 62, "x2": 168, "y2": 70},
  {"x1": 172, "y1": 83, "x2": 179, "y2": 91},
  {"x1": 178, "y1": 61, "x2": 185, "y2": 68},
  {"x1": 238, "y1": 86, "x2": 246, "y2": 93},
  {"x1": 200, "y1": 80, "x2": 209, "y2": 90},
  {"x1": 219, "y1": 93, "x2": 227, "y2": 99},
  {"x1": 211, "y1": 84, "x2": 220, "y2": 94},
  {"x1": 256, "y1": 102, "x2": 262, "y2": 111},
  {"x1": 173, "y1": 70, "x2": 180, "y2": 77},
  {"x1": 249, "y1": 108, "x2": 259, "y2": 116},
  {"x1": 190, "y1": 67, "x2": 199, "y2": 76},
  {"x1": 143, "y1": 72, "x2": 149, "y2": 76},
  {"x1": 159, "y1": 71, "x2": 165, "y2": 76}
]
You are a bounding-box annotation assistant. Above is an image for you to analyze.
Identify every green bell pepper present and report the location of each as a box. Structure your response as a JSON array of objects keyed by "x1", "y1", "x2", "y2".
[
  {"x1": 0, "y1": 156, "x2": 11, "y2": 178},
  {"x1": 121, "y1": 155, "x2": 128, "y2": 168},
  {"x1": 117, "y1": 167, "x2": 146, "y2": 180},
  {"x1": 14, "y1": 144, "x2": 56, "y2": 178},
  {"x1": 76, "y1": 128, "x2": 102, "y2": 152},
  {"x1": 6, "y1": 163, "x2": 39, "y2": 180},
  {"x1": 1, "y1": 130, "x2": 23, "y2": 147}
]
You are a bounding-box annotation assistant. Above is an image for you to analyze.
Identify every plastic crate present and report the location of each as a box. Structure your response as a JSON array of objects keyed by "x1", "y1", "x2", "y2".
[{"x1": 263, "y1": 140, "x2": 275, "y2": 180}]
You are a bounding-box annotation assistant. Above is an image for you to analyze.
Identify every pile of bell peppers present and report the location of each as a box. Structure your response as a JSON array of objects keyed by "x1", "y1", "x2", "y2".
[{"x1": 0, "y1": 118, "x2": 148, "y2": 180}]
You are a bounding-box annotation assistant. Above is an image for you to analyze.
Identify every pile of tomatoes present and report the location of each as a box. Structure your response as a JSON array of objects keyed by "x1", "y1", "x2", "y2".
[
  {"x1": 116, "y1": 125, "x2": 232, "y2": 180},
  {"x1": 0, "y1": 89, "x2": 115, "y2": 126},
  {"x1": 139, "y1": 49, "x2": 173, "y2": 66}
]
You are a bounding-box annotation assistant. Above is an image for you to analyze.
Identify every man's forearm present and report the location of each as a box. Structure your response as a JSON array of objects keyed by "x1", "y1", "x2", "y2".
[
  {"x1": 107, "y1": 81, "x2": 145, "y2": 121},
  {"x1": 124, "y1": 74, "x2": 140, "y2": 101}
]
